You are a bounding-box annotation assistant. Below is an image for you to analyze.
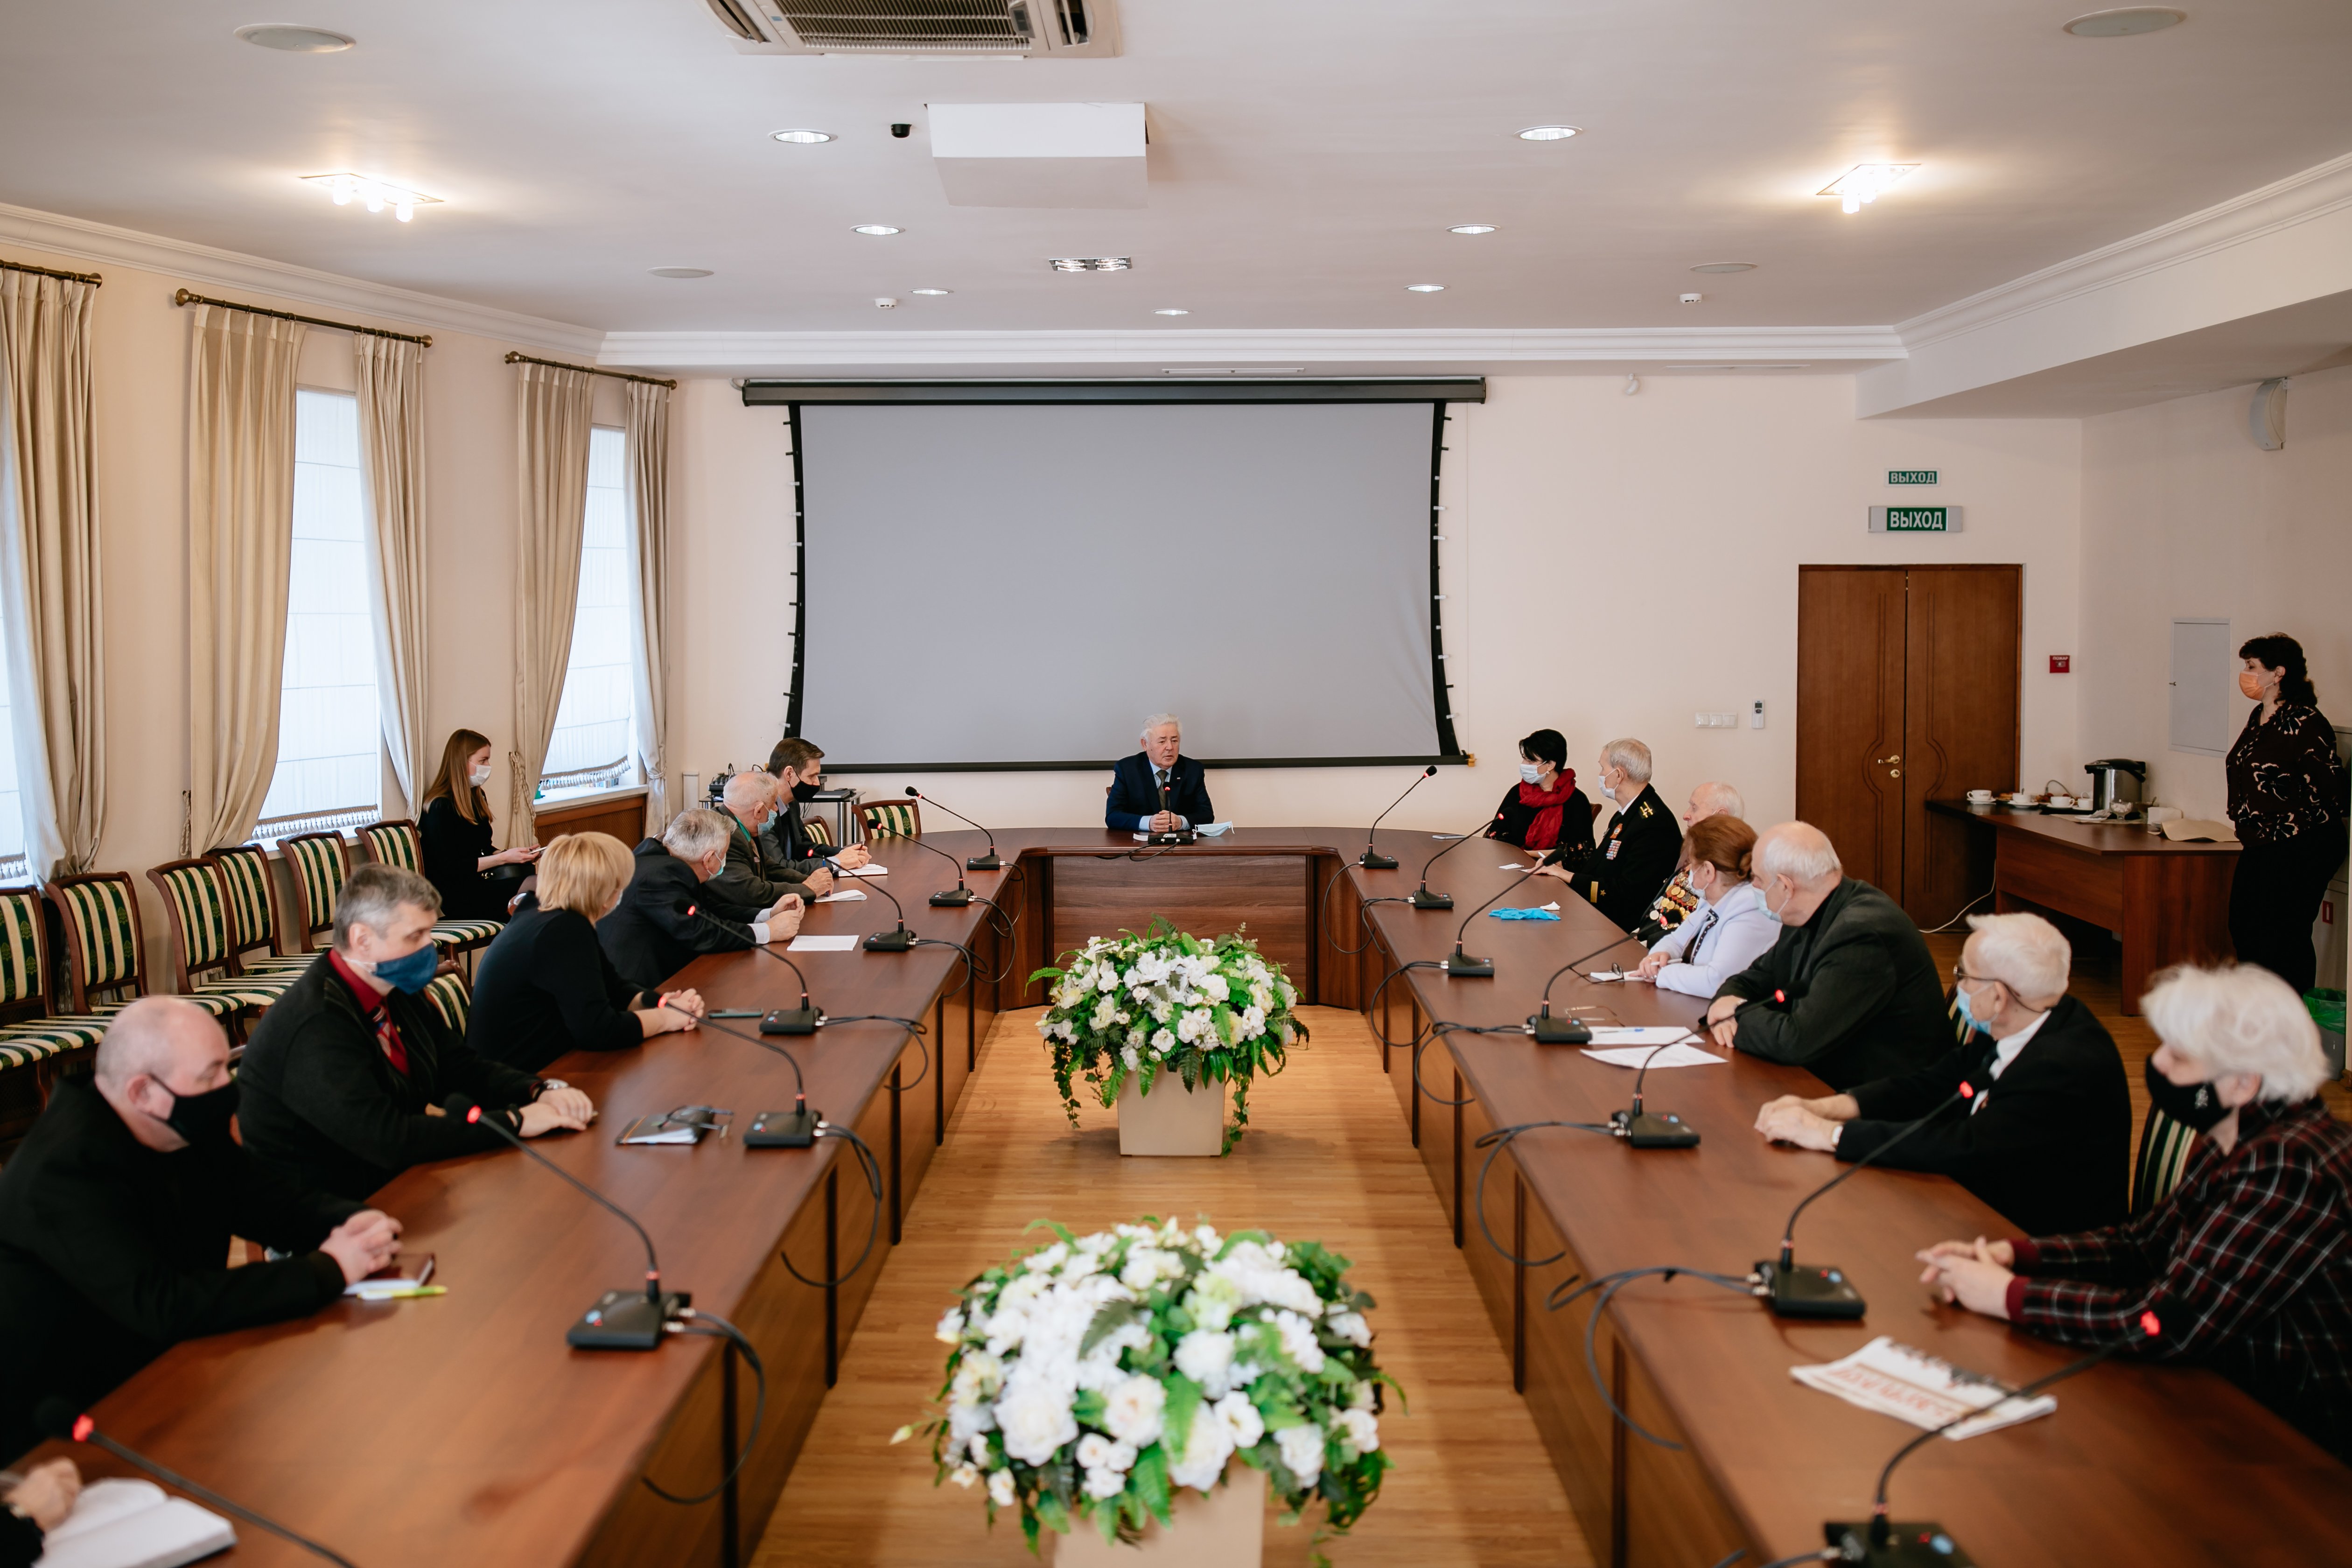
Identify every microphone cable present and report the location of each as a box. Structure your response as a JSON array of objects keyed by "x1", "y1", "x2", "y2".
[
  {"x1": 779, "y1": 1118, "x2": 887, "y2": 1292},
  {"x1": 641, "y1": 1309, "x2": 768, "y2": 1505},
  {"x1": 1468, "y1": 1117, "x2": 1617, "y2": 1269},
  {"x1": 1318, "y1": 857, "x2": 1414, "y2": 958},
  {"x1": 1710, "y1": 1553, "x2": 1836, "y2": 1568},
  {"x1": 819, "y1": 1011, "x2": 932, "y2": 1093},
  {"x1": 1541, "y1": 1265, "x2": 1761, "y2": 1450}
]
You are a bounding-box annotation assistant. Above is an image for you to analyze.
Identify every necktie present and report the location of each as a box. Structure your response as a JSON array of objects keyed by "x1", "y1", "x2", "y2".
[
  {"x1": 1156, "y1": 768, "x2": 1170, "y2": 791},
  {"x1": 366, "y1": 999, "x2": 411, "y2": 1077},
  {"x1": 1685, "y1": 908, "x2": 1719, "y2": 961}
]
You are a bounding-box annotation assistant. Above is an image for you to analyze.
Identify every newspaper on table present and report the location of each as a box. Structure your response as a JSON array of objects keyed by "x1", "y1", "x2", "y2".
[{"x1": 1791, "y1": 1336, "x2": 2057, "y2": 1439}]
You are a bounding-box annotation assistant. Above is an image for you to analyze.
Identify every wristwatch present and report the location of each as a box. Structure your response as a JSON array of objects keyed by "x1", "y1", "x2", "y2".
[{"x1": 533, "y1": 1078, "x2": 570, "y2": 1100}]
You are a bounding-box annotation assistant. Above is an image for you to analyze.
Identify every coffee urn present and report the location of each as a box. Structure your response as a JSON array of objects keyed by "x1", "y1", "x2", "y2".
[{"x1": 2085, "y1": 758, "x2": 2148, "y2": 815}]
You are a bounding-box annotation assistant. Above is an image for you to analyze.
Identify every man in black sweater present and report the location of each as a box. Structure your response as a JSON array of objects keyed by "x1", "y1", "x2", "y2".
[
  {"x1": 0, "y1": 998, "x2": 400, "y2": 1461},
  {"x1": 1753, "y1": 911, "x2": 2132, "y2": 1235},
  {"x1": 600, "y1": 808, "x2": 801, "y2": 993},
  {"x1": 237, "y1": 864, "x2": 593, "y2": 1202},
  {"x1": 1707, "y1": 822, "x2": 1949, "y2": 1090}
]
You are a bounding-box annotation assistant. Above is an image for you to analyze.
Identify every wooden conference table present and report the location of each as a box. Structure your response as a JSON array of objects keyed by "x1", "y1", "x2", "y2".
[{"x1": 40, "y1": 827, "x2": 2348, "y2": 1568}]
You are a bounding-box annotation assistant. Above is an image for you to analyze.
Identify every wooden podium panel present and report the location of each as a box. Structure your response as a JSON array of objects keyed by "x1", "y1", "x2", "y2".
[{"x1": 1047, "y1": 852, "x2": 1312, "y2": 976}]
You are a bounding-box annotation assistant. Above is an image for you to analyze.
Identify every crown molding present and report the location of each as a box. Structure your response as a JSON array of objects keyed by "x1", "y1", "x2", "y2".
[
  {"x1": 1894, "y1": 149, "x2": 2352, "y2": 352},
  {"x1": 595, "y1": 324, "x2": 1905, "y2": 373},
  {"x1": 0, "y1": 201, "x2": 603, "y2": 355}
]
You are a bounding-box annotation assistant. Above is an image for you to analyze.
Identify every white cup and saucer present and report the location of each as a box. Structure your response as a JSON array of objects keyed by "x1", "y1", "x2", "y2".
[{"x1": 1966, "y1": 789, "x2": 1995, "y2": 806}]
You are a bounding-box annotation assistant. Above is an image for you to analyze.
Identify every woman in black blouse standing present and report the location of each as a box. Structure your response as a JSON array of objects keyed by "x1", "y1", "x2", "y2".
[
  {"x1": 419, "y1": 728, "x2": 539, "y2": 922},
  {"x1": 2226, "y1": 634, "x2": 2349, "y2": 996}
]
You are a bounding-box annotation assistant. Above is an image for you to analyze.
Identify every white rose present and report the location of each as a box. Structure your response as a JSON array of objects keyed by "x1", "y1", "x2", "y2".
[
  {"x1": 1276, "y1": 1424, "x2": 1324, "y2": 1484},
  {"x1": 1267, "y1": 1309, "x2": 1326, "y2": 1374},
  {"x1": 995, "y1": 1385, "x2": 1077, "y2": 1466},
  {"x1": 1150, "y1": 1028, "x2": 1175, "y2": 1057},
  {"x1": 1199, "y1": 974, "x2": 1230, "y2": 1003},
  {"x1": 988, "y1": 1468, "x2": 1016, "y2": 1507},
  {"x1": 951, "y1": 1463, "x2": 980, "y2": 1489},
  {"x1": 1077, "y1": 1432, "x2": 1115, "y2": 1470},
  {"x1": 1237, "y1": 1005, "x2": 1266, "y2": 1040},
  {"x1": 1323, "y1": 1310, "x2": 1371, "y2": 1348},
  {"x1": 1337, "y1": 1408, "x2": 1379, "y2": 1455},
  {"x1": 1186, "y1": 1273, "x2": 1241, "y2": 1332},
  {"x1": 1350, "y1": 1379, "x2": 1376, "y2": 1411},
  {"x1": 1024, "y1": 1243, "x2": 1069, "y2": 1274},
  {"x1": 1213, "y1": 1392, "x2": 1264, "y2": 1450},
  {"x1": 1173, "y1": 1330, "x2": 1237, "y2": 1397},
  {"x1": 1101, "y1": 1373, "x2": 1166, "y2": 1448},
  {"x1": 1166, "y1": 1399, "x2": 1237, "y2": 1491},
  {"x1": 1096, "y1": 969, "x2": 1120, "y2": 992},
  {"x1": 1121, "y1": 1044, "x2": 1141, "y2": 1070},
  {"x1": 936, "y1": 1307, "x2": 965, "y2": 1344},
  {"x1": 1083, "y1": 1465, "x2": 1127, "y2": 1499}
]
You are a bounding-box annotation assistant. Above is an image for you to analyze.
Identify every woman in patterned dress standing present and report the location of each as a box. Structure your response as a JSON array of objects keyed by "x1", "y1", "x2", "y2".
[{"x1": 2225, "y1": 634, "x2": 2349, "y2": 997}]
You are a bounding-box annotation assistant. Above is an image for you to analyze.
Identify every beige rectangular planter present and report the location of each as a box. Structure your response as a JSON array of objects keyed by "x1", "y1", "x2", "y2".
[
  {"x1": 1114, "y1": 1070, "x2": 1227, "y2": 1156},
  {"x1": 1048, "y1": 1462, "x2": 1267, "y2": 1566}
]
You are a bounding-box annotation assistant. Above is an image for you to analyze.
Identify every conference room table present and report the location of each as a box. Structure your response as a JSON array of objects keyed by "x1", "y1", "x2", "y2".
[{"x1": 35, "y1": 826, "x2": 2352, "y2": 1568}]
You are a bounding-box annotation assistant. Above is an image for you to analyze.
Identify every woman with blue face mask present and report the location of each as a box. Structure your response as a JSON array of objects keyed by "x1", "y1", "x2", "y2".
[{"x1": 1485, "y1": 728, "x2": 1594, "y2": 865}]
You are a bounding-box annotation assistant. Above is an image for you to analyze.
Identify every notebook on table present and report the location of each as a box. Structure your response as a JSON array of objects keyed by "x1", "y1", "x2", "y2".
[{"x1": 31, "y1": 1477, "x2": 234, "y2": 1568}]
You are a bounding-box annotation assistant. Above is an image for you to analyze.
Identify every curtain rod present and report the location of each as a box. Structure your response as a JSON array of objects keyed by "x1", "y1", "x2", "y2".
[
  {"x1": 1, "y1": 258, "x2": 102, "y2": 287},
  {"x1": 172, "y1": 287, "x2": 431, "y2": 347},
  {"x1": 503, "y1": 350, "x2": 677, "y2": 390}
]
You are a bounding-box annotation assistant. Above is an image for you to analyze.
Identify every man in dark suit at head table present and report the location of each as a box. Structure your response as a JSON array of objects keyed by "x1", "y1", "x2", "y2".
[{"x1": 1106, "y1": 713, "x2": 1214, "y2": 833}]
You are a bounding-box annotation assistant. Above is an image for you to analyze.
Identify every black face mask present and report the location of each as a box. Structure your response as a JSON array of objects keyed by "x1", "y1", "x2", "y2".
[
  {"x1": 164, "y1": 1078, "x2": 241, "y2": 1147},
  {"x1": 2143, "y1": 1056, "x2": 2234, "y2": 1134},
  {"x1": 790, "y1": 781, "x2": 820, "y2": 803}
]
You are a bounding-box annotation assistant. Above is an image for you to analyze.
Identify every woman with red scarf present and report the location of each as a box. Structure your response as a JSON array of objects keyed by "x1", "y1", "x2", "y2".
[{"x1": 1486, "y1": 728, "x2": 1594, "y2": 865}]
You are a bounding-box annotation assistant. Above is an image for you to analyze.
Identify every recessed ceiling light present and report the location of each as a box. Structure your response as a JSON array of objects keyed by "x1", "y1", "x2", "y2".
[
  {"x1": 1047, "y1": 257, "x2": 1130, "y2": 272},
  {"x1": 2064, "y1": 7, "x2": 2186, "y2": 36},
  {"x1": 235, "y1": 24, "x2": 354, "y2": 52},
  {"x1": 772, "y1": 129, "x2": 834, "y2": 144},
  {"x1": 1690, "y1": 261, "x2": 1757, "y2": 274},
  {"x1": 1406, "y1": 284, "x2": 1446, "y2": 293},
  {"x1": 1154, "y1": 308, "x2": 1190, "y2": 315},
  {"x1": 1818, "y1": 163, "x2": 1917, "y2": 214},
  {"x1": 1448, "y1": 224, "x2": 1498, "y2": 235},
  {"x1": 301, "y1": 172, "x2": 439, "y2": 222},
  {"x1": 649, "y1": 267, "x2": 713, "y2": 279},
  {"x1": 851, "y1": 224, "x2": 902, "y2": 236},
  {"x1": 910, "y1": 287, "x2": 951, "y2": 296},
  {"x1": 1517, "y1": 126, "x2": 1580, "y2": 142}
]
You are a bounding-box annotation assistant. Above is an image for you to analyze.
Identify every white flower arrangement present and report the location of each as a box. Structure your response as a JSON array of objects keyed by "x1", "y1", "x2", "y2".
[
  {"x1": 895, "y1": 1218, "x2": 1394, "y2": 1556},
  {"x1": 1031, "y1": 921, "x2": 1304, "y2": 1154}
]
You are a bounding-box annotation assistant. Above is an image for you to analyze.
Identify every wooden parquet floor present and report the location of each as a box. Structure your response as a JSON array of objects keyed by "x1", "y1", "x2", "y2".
[{"x1": 754, "y1": 1005, "x2": 1587, "y2": 1567}]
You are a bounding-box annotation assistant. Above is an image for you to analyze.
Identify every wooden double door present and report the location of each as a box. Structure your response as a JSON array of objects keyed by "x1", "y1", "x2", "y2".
[{"x1": 1796, "y1": 565, "x2": 2020, "y2": 927}]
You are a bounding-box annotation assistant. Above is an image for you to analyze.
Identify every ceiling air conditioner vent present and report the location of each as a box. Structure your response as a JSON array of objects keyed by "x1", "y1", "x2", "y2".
[{"x1": 708, "y1": 0, "x2": 1120, "y2": 56}]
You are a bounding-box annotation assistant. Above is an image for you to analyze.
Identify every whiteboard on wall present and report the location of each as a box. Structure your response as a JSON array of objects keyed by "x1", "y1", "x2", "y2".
[{"x1": 2169, "y1": 617, "x2": 2233, "y2": 757}]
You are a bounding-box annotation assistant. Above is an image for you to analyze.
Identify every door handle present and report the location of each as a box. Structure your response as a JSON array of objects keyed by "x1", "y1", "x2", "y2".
[{"x1": 1873, "y1": 755, "x2": 1900, "y2": 764}]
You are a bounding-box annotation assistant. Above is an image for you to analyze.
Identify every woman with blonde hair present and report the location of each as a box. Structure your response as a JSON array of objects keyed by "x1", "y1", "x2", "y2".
[
  {"x1": 420, "y1": 728, "x2": 540, "y2": 922},
  {"x1": 468, "y1": 833, "x2": 705, "y2": 1075}
]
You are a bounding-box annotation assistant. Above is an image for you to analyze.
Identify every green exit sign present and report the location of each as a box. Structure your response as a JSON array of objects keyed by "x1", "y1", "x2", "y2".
[
  {"x1": 1869, "y1": 505, "x2": 1964, "y2": 533},
  {"x1": 1888, "y1": 469, "x2": 1938, "y2": 485}
]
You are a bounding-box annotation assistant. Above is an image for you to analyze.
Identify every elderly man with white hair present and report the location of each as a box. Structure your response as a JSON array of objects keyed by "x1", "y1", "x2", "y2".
[
  {"x1": 0, "y1": 998, "x2": 400, "y2": 1460},
  {"x1": 1631, "y1": 779, "x2": 1748, "y2": 946},
  {"x1": 1755, "y1": 912, "x2": 2131, "y2": 1236},
  {"x1": 1106, "y1": 713, "x2": 1213, "y2": 835},
  {"x1": 1539, "y1": 738, "x2": 1681, "y2": 932},
  {"x1": 599, "y1": 807, "x2": 805, "y2": 993},
  {"x1": 1918, "y1": 961, "x2": 2352, "y2": 1463},
  {"x1": 709, "y1": 769, "x2": 828, "y2": 908},
  {"x1": 1705, "y1": 821, "x2": 1948, "y2": 1090}
]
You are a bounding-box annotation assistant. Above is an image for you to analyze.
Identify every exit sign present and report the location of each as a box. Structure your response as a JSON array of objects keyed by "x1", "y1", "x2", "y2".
[
  {"x1": 1869, "y1": 505, "x2": 1964, "y2": 533},
  {"x1": 1888, "y1": 469, "x2": 1939, "y2": 485}
]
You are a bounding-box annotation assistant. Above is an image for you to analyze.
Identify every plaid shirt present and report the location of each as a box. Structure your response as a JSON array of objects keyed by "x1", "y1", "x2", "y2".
[{"x1": 2006, "y1": 1096, "x2": 2352, "y2": 1460}]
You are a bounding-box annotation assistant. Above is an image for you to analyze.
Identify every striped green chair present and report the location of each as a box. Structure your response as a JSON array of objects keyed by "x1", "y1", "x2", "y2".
[
  {"x1": 146, "y1": 859, "x2": 303, "y2": 1022},
  {"x1": 802, "y1": 813, "x2": 836, "y2": 849},
  {"x1": 359, "y1": 819, "x2": 503, "y2": 959},
  {"x1": 208, "y1": 844, "x2": 310, "y2": 976},
  {"x1": 2132, "y1": 1105, "x2": 2199, "y2": 1214},
  {"x1": 423, "y1": 970, "x2": 472, "y2": 1036},
  {"x1": 44, "y1": 873, "x2": 243, "y2": 1023},
  {"x1": 280, "y1": 831, "x2": 352, "y2": 953},
  {"x1": 0, "y1": 888, "x2": 112, "y2": 1098},
  {"x1": 857, "y1": 799, "x2": 920, "y2": 840}
]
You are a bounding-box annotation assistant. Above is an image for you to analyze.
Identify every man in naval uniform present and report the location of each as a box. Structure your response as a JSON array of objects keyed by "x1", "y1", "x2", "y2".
[{"x1": 1538, "y1": 738, "x2": 1683, "y2": 933}]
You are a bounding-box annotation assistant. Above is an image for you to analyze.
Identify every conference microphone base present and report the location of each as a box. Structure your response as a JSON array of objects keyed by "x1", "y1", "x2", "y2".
[
  {"x1": 1409, "y1": 889, "x2": 1455, "y2": 910},
  {"x1": 568, "y1": 1288, "x2": 689, "y2": 1351},
  {"x1": 1442, "y1": 949, "x2": 1494, "y2": 978},
  {"x1": 1757, "y1": 1259, "x2": 1867, "y2": 1318},
  {"x1": 864, "y1": 929, "x2": 918, "y2": 952},
  {"x1": 1614, "y1": 1109, "x2": 1700, "y2": 1147},
  {"x1": 1529, "y1": 1013, "x2": 1592, "y2": 1045},
  {"x1": 929, "y1": 888, "x2": 974, "y2": 906},
  {"x1": 1358, "y1": 850, "x2": 1399, "y2": 869},
  {"x1": 966, "y1": 854, "x2": 1004, "y2": 871},
  {"x1": 745, "y1": 1107, "x2": 822, "y2": 1148},
  {"x1": 1824, "y1": 1523, "x2": 1976, "y2": 1567},
  {"x1": 761, "y1": 1008, "x2": 820, "y2": 1036},
  {"x1": 1146, "y1": 831, "x2": 1197, "y2": 846}
]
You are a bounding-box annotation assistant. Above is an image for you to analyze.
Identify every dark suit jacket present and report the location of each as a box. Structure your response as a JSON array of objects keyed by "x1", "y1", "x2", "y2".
[
  {"x1": 1715, "y1": 876, "x2": 1949, "y2": 1090},
  {"x1": 1106, "y1": 752, "x2": 1213, "y2": 832},
  {"x1": 598, "y1": 838, "x2": 765, "y2": 993},
  {"x1": 708, "y1": 812, "x2": 813, "y2": 910},
  {"x1": 1560, "y1": 784, "x2": 1682, "y2": 933},
  {"x1": 1838, "y1": 994, "x2": 2131, "y2": 1237}
]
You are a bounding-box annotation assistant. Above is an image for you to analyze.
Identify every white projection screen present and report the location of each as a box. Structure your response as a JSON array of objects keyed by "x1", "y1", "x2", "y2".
[{"x1": 791, "y1": 397, "x2": 1458, "y2": 769}]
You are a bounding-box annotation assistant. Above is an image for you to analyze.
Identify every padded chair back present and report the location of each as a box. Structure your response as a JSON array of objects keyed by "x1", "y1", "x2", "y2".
[
  {"x1": 363, "y1": 819, "x2": 424, "y2": 873},
  {"x1": 802, "y1": 813, "x2": 835, "y2": 849},
  {"x1": 424, "y1": 971, "x2": 471, "y2": 1035},
  {"x1": 210, "y1": 845, "x2": 285, "y2": 957},
  {"x1": 2133, "y1": 1105, "x2": 2199, "y2": 1214},
  {"x1": 0, "y1": 889, "x2": 53, "y2": 1016},
  {"x1": 858, "y1": 800, "x2": 921, "y2": 840},
  {"x1": 147, "y1": 859, "x2": 238, "y2": 990},
  {"x1": 46, "y1": 873, "x2": 146, "y2": 1013},
  {"x1": 281, "y1": 832, "x2": 351, "y2": 949}
]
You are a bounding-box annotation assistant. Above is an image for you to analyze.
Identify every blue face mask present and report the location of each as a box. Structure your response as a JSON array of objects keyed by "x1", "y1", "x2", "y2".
[
  {"x1": 1755, "y1": 880, "x2": 1784, "y2": 924},
  {"x1": 760, "y1": 809, "x2": 779, "y2": 833},
  {"x1": 371, "y1": 943, "x2": 440, "y2": 994},
  {"x1": 1953, "y1": 980, "x2": 1988, "y2": 1034}
]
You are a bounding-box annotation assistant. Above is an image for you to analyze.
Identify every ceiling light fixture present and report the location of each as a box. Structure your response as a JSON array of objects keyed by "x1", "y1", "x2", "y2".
[
  {"x1": 1517, "y1": 126, "x2": 1580, "y2": 142},
  {"x1": 235, "y1": 24, "x2": 354, "y2": 52},
  {"x1": 1449, "y1": 224, "x2": 1498, "y2": 235},
  {"x1": 1405, "y1": 284, "x2": 1446, "y2": 293},
  {"x1": 910, "y1": 287, "x2": 952, "y2": 296},
  {"x1": 649, "y1": 267, "x2": 713, "y2": 279},
  {"x1": 2063, "y1": 7, "x2": 2186, "y2": 36},
  {"x1": 301, "y1": 173, "x2": 439, "y2": 222},
  {"x1": 1819, "y1": 163, "x2": 1916, "y2": 214},
  {"x1": 851, "y1": 224, "x2": 902, "y2": 236},
  {"x1": 1047, "y1": 257, "x2": 1130, "y2": 271},
  {"x1": 1690, "y1": 261, "x2": 1757, "y2": 274},
  {"x1": 771, "y1": 129, "x2": 835, "y2": 144},
  {"x1": 1154, "y1": 308, "x2": 1189, "y2": 315}
]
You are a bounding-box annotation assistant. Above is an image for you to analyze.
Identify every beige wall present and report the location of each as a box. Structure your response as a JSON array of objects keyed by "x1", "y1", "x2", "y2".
[
  {"x1": 666, "y1": 373, "x2": 2084, "y2": 848},
  {"x1": 2079, "y1": 364, "x2": 2352, "y2": 821}
]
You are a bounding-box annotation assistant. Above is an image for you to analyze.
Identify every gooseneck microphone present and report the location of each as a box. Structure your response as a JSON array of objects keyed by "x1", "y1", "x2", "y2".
[
  {"x1": 1441, "y1": 865, "x2": 1549, "y2": 977},
  {"x1": 1360, "y1": 764, "x2": 1438, "y2": 870},
  {"x1": 885, "y1": 827, "x2": 975, "y2": 907},
  {"x1": 849, "y1": 858, "x2": 917, "y2": 952},
  {"x1": 683, "y1": 1010, "x2": 822, "y2": 1148},
  {"x1": 35, "y1": 1401, "x2": 359, "y2": 1567},
  {"x1": 906, "y1": 785, "x2": 1001, "y2": 870},
  {"x1": 443, "y1": 1092, "x2": 684, "y2": 1348},
  {"x1": 1146, "y1": 768, "x2": 1197, "y2": 846},
  {"x1": 1832, "y1": 1310, "x2": 2165, "y2": 1563},
  {"x1": 1410, "y1": 818, "x2": 1494, "y2": 910},
  {"x1": 1758, "y1": 1081, "x2": 1975, "y2": 1319},
  {"x1": 1613, "y1": 1037, "x2": 1701, "y2": 1148},
  {"x1": 679, "y1": 900, "x2": 819, "y2": 1033},
  {"x1": 1528, "y1": 933, "x2": 1646, "y2": 1043}
]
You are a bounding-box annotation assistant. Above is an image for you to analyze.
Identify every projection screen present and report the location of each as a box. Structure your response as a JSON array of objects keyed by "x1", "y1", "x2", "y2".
[{"x1": 791, "y1": 398, "x2": 1456, "y2": 769}]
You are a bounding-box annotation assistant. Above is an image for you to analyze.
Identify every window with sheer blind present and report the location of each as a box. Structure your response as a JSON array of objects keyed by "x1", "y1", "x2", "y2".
[
  {"x1": 0, "y1": 599, "x2": 25, "y2": 878},
  {"x1": 540, "y1": 425, "x2": 638, "y2": 799}
]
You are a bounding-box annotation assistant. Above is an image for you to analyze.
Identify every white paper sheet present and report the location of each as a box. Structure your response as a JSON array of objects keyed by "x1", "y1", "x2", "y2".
[
  {"x1": 838, "y1": 863, "x2": 886, "y2": 876},
  {"x1": 1580, "y1": 1042, "x2": 1724, "y2": 1070},
  {"x1": 1791, "y1": 1337, "x2": 2056, "y2": 1438},
  {"x1": 1497, "y1": 862, "x2": 1526, "y2": 870},
  {"x1": 815, "y1": 889, "x2": 867, "y2": 903},
  {"x1": 789, "y1": 935, "x2": 861, "y2": 952}
]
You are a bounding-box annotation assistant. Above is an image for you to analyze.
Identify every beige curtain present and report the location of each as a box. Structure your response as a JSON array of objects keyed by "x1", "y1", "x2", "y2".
[
  {"x1": 0, "y1": 269, "x2": 106, "y2": 876},
  {"x1": 353, "y1": 334, "x2": 431, "y2": 818},
  {"x1": 624, "y1": 379, "x2": 672, "y2": 832},
  {"x1": 510, "y1": 361, "x2": 594, "y2": 840},
  {"x1": 186, "y1": 305, "x2": 306, "y2": 852}
]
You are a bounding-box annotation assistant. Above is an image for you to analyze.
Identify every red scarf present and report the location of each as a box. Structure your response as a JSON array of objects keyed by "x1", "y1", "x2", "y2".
[{"x1": 1516, "y1": 770, "x2": 1578, "y2": 851}]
